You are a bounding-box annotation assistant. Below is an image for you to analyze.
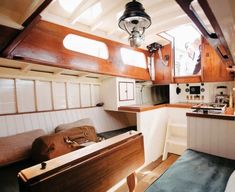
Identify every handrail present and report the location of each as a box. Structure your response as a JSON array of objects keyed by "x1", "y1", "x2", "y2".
[
  {"x1": 175, "y1": 0, "x2": 217, "y2": 39},
  {"x1": 175, "y1": 0, "x2": 233, "y2": 64}
]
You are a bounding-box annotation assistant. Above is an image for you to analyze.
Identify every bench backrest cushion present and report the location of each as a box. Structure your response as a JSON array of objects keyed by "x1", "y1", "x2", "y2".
[{"x1": 55, "y1": 118, "x2": 94, "y2": 133}]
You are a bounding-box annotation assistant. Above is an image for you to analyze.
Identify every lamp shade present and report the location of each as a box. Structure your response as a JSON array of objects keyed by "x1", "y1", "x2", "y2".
[{"x1": 118, "y1": 0, "x2": 151, "y2": 47}]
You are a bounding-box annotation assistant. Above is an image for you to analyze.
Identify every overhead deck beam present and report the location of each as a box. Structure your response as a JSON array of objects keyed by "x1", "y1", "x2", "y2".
[
  {"x1": 1, "y1": 0, "x2": 53, "y2": 58},
  {"x1": 89, "y1": 0, "x2": 127, "y2": 30},
  {"x1": 70, "y1": 0, "x2": 100, "y2": 25}
]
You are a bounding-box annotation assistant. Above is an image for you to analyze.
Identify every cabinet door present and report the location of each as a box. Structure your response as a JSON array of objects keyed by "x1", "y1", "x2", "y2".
[
  {"x1": 119, "y1": 82, "x2": 127, "y2": 101},
  {"x1": 154, "y1": 44, "x2": 172, "y2": 84},
  {"x1": 127, "y1": 82, "x2": 134, "y2": 100}
]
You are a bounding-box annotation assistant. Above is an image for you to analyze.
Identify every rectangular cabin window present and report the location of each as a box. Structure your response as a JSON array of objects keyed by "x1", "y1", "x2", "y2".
[
  {"x1": 120, "y1": 48, "x2": 147, "y2": 69},
  {"x1": 63, "y1": 34, "x2": 109, "y2": 59}
]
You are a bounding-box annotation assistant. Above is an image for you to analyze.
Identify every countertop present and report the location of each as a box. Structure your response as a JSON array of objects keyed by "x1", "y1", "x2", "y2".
[
  {"x1": 118, "y1": 103, "x2": 193, "y2": 112},
  {"x1": 118, "y1": 103, "x2": 235, "y2": 121},
  {"x1": 186, "y1": 107, "x2": 235, "y2": 121}
]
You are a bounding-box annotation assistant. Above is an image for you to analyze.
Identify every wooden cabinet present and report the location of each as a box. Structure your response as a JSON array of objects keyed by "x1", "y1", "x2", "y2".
[
  {"x1": 101, "y1": 77, "x2": 136, "y2": 111},
  {"x1": 153, "y1": 44, "x2": 173, "y2": 84},
  {"x1": 202, "y1": 39, "x2": 233, "y2": 82}
]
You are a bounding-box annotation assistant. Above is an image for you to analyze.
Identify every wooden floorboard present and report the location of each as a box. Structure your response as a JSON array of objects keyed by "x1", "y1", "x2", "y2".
[{"x1": 115, "y1": 154, "x2": 179, "y2": 192}]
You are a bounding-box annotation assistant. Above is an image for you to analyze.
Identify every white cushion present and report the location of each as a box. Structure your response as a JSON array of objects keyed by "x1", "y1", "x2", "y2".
[{"x1": 225, "y1": 170, "x2": 235, "y2": 192}]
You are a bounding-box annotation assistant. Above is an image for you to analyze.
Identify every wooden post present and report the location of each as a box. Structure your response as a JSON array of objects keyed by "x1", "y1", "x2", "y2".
[{"x1": 127, "y1": 172, "x2": 137, "y2": 192}]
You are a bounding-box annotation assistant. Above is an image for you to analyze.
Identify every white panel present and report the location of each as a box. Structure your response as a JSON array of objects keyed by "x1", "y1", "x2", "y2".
[
  {"x1": 55, "y1": 111, "x2": 66, "y2": 125},
  {"x1": 137, "y1": 107, "x2": 168, "y2": 165},
  {"x1": 0, "y1": 107, "x2": 133, "y2": 136},
  {"x1": 67, "y1": 110, "x2": 74, "y2": 123},
  {"x1": 36, "y1": 81, "x2": 53, "y2": 111},
  {"x1": 127, "y1": 82, "x2": 134, "y2": 100},
  {"x1": 30, "y1": 113, "x2": 40, "y2": 130},
  {"x1": 188, "y1": 116, "x2": 235, "y2": 159},
  {"x1": 43, "y1": 112, "x2": 53, "y2": 133},
  {"x1": 80, "y1": 84, "x2": 91, "y2": 107},
  {"x1": 22, "y1": 115, "x2": 33, "y2": 132},
  {"x1": 91, "y1": 84, "x2": 101, "y2": 106},
  {"x1": 0, "y1": 79, "x2": 16, "y2": 114},
  {"x1": 0, "y1": 117, "x2": 8, "y2": 136},
  {"x1": 14, "y1": 115, "x2": 25, "y2": 134},
  {"x1": 52, "y1": 82, "x2": 67, "y2": 109},
  {"x1": 6, "y1": 116, "x2": 17, "y2": 135},
  {"x1": 16, "y1": 79, "x2": 35, "y2": 112},
  {"x1": 67, "y1": 83, "x2": 80, "y2": 108},
  {"x1": 49, "y1": 112, "x2": 59, "y2": 130},
  {"x1": 119, "y1": 82, "x2": 127, "y2": 101}
]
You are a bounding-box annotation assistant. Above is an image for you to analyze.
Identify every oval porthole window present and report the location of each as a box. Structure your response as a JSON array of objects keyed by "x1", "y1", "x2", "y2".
[
  {"x1": 120, "y1": 48, "x2": 147, "y2": 68},
  {"x1": 63, "y1": 34, "x2": 109, "y2": 59}
]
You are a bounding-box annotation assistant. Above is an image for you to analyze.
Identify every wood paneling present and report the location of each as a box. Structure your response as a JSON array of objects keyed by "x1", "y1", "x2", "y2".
[
  {"x1": 173, "y1": 75, "x2": 202, "y2": 83},
  {"x1": 175, "y1": 0, "x2": 234, "y2": 65},
  {"x1": 171, "y1": 38, "x2": 233, "y2": 83},
  {"x1": 1, "y1": 0, "x2": 53, "y2": 57},
  {"x1": 118, "y1": 103, "x2": 192, "y2": 113},
  {"x1": 18, "y1": 132, "x2": 144, "y2": 192},
  {"x1": 10, "y1": 20, "x2": 150, "y2": 80},
  {"x1": 153, "y1": 44, "x2": 173, "y2": 84},
  {"x1": 202, "y1": 39, "x2": 234, "y2": 82},
  {"x1": 0, "y1": 25, "x2": 19, "y2": 53},
  {"x1": 2, "y1": 16, "x2": 41, "y2": 58}
]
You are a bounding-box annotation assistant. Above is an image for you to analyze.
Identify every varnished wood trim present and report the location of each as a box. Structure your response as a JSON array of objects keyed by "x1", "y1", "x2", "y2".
[
  {"x1": 18, "y1": 132, "x2": 144, "y2": 192},
  {"x1": 10, "y1": 20, "x2": 150, "y2": 80},
  {"x1": 175, "y1": 0, "x2": 234, "y2": 64},
  {"x1": 0, "y1": 25, "x2": 20, "y2": 53},
  {"x1": 0, "y1": 106, "x2": 100, "y2": 117},
  {"x1": 2, "y1": 16, "x2": 41, "y2": 58},
  {"x1": 127, "y1": 172, "x2": 137, "y2": 192},
  {"x1": 2, "y1": 0, "x2": 53, "y2": 58},
  {"x1": 173, "y1": 75, "x2": 202, "y2": 83},
  {"x1": 118, "y1": 103, "x2": 193, "y2": 113},
  {"x1": 118, "y1": 104, "x2": 167, "y2": 112},
  {"x1": 166, "y1": 103, "x2": 193, "y2": 109}
]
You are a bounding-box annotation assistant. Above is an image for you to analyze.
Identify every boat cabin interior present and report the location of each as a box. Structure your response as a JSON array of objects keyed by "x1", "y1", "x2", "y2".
[{"x1": 0, "y1": 0, "x2": 235, "y2": 191}]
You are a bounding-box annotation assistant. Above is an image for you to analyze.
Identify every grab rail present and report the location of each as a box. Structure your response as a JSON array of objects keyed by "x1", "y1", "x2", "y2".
[{"x1": 175, "y1": 0, "x2": 233, "y2": 64}]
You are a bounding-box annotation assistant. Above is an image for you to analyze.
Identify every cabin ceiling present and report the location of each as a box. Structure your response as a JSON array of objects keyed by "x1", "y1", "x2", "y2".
[
  {"x1": 0, "y1": 0, "x2": 192, "y2": 49},
  {"x1": 41, "y1": 0, "x2": 191, "y2": 48},
  {"x1": 0, "y1": 0, "x2": 44, "y2": 29}
]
